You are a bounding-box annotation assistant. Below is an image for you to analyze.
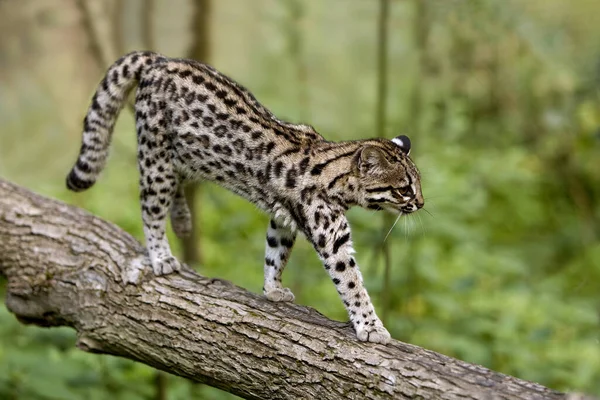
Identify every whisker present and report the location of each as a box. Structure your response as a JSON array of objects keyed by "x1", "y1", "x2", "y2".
[
  {"x1": 383, "y1": 213, "x2": 402, "y2": 243},
  {"x1": 422, "y1": 208, "x2": 434, "y2": 218},
  {"x1": 417, "y1": 212, "x2": 425, "y2": 236}
]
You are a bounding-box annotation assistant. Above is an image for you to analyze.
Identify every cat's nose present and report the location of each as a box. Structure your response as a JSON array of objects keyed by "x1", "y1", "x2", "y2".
[{"x1": 416, "y1": 199, "x2": 424, "y2": 209}]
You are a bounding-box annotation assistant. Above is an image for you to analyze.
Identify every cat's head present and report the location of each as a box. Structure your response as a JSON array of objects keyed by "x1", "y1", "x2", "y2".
[{"x1": 354, "y1": 135, "x2": 424, "y2": 214}]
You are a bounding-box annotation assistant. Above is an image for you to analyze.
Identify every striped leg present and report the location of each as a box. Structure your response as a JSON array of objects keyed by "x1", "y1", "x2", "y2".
[{"x1": 263, "y1": 219, "x2": 297, "y2": 302}]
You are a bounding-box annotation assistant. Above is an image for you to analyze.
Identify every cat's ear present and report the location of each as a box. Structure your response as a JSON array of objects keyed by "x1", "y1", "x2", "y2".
[
  {"x1": 392, "y1": 135, "x2": 411, "y2": 155},
  {"x1": 356, "y1": 146, "x2": 390, "y2": 175}
]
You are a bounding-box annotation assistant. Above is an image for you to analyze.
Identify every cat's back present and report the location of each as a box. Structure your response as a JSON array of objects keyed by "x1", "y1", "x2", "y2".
[
  {"x1": 135, "y1": 55, "x2": 325, "y2": 206},
  {"x1": 138, "y1": 57, "x2": 323, "y2": 145}
]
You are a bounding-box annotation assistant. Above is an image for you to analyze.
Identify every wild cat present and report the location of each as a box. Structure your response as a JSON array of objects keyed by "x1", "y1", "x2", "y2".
[{"x1": 67, "y1": 51, "x2": 424, "y2": 343}]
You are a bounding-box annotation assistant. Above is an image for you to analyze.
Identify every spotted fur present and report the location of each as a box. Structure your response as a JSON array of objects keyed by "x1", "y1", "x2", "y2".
[{"x1": 67, "y1": 51, "x2": 424, "y2": 344}]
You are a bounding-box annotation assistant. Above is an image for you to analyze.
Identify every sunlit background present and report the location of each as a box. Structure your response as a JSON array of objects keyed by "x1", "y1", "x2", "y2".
[{"x1": 1, "y1": 0, "x2": 599, "y2": 398}]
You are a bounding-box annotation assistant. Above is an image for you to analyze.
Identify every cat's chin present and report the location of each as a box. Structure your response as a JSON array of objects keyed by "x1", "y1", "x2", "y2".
[
  {"x1": 383, "y1": 206, "x2": 403, "y2": 215},
  {"x1": 364, "y1": 205, "x2": 402, "y2": 214}
]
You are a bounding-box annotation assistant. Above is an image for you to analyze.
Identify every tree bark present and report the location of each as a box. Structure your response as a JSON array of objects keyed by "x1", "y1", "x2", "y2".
[{"x1": 0, "y1": 179, "x2": 587, "y2": 400}]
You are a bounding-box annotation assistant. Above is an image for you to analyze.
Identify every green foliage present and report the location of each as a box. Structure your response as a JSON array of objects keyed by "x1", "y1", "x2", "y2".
[{"x1": 1, "y1": 0, "x2": 599, "y2": 398}]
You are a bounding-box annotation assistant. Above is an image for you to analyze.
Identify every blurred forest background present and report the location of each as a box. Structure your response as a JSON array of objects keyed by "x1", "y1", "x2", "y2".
[{"x1": 1, "y1": 0, "x2": 599, "y2": 398}]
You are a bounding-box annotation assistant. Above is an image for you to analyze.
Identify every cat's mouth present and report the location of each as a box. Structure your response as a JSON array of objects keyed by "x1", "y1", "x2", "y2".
[
  {"x1": 367, "y1": 204, "x2": 409, "y2": 214},
  {"x1": 401, "y1": 205, "x2": 418, "y2": 213}
]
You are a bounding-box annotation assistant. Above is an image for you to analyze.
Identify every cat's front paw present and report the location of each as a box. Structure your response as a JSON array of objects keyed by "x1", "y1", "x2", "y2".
[
  {"x1": 264, "y1": 287, "x2": 295, "y2": 302},
  {"x1": 355, "y1": 322, "x2": 391, "y2": 344},
  {"x1": 152, "y1": 255, "x2": 182, "y2": 276}
]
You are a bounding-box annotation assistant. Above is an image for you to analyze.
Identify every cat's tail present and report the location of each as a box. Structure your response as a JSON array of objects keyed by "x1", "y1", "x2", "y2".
[{"x1": 66, "y1": 51, "x2": 163, "y2": 192}]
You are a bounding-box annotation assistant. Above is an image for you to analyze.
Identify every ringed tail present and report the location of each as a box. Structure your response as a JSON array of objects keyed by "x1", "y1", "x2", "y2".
[{"x1": 66, "y1": 51, "x2": 162, "y2": 192}]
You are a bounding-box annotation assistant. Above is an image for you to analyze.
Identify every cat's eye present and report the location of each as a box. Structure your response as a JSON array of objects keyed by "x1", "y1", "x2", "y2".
[{"x1": 396, "y1": 186, "x2": 412, "y2": 196}]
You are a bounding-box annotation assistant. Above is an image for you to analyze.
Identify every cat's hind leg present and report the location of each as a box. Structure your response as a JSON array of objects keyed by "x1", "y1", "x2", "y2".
[
  {"x1": 138, "y1": 129, "x2": 181, "y2": 275},
  {"x1": 170, "y1": 184, "x2": 192, "y2": 238},
  {"x1": 263, "y1": 219, "x2": 297, "y2": 302}
]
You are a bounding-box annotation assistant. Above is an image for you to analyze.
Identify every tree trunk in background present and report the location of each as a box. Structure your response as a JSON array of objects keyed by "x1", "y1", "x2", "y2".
[
  {"x1": 142, "y1": 0, "x2": 156, "y2": 51},
  {"x1": 285, "y1": 0, "x2": 310, "y2": 122},
  {"x1": 188, "y1": 0, "x2": 212, "y2": 63},
  {"x1": 112, "y1": 0, "x2": 125, "y2": 55},
  {"x1": 411, "y1": 0, "x2": 429, "y2": 133},
  {"x1": 0, "y1": 178, "x2": 586, "y2": 400},
  {"x1": 78, "y1": 0, "x2": 137, "y2": 117},
  {"x1": 75, "y1": 0, "x2": 109, "y2": 67},
  {"x1": 182, "y1": 0, "x2": 213, "y2": 267},
  {"x1": 375, "y1": 0, "x2": 392, "y2": 324}
]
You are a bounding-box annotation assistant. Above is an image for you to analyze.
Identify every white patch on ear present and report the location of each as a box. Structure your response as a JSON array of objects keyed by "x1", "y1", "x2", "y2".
[
  {"x1": 392, "y1": 137, "x2": 405, "y2": 147},
  {"x1": 392, "y1": 135, "x2": 411, "y2": 155}
]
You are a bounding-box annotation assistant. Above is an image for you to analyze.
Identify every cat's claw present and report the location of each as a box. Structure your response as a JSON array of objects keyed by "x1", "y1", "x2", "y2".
[
  {"x1": 264, "y1": 287, "x2": 295, "y2": 302},
  {"x1": 356, "y1": 323, "x2": 391, "y2": 344},
  {"x1": 152, "y1": 255, "x2": 182, "y2": 276}
]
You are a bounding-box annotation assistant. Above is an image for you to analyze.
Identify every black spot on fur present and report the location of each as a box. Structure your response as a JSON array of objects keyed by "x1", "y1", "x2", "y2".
[
  {"x1": 267, "y1": 236, "x2": 278, "y2": 247},
  {"x1": 299, "y1": 157, "x2": 309, "y2": 175},
  {"x1": 333, "y1": 233, "x2": 350, "y2": 254},
  {"x1": 192, "y1": 75, "x2": 205, "y2": 85},
  {"x1": 192, "y1": 108, "x2": 203, "y2": 118},
  {"x1": 214, "y1": 125, "x2": 228, "y2": 137},
  {"x1": 256, "y1": 170, "x2": 267, "y2": 184},
  {"x1": 317, "y1": 234, "x2": 326, "y2": 248},
  {"x1": 66, "y1": 171, "x2": 94, "y2": 191},
  {"x1": 265, "y1": 141, "x2": 275, "y2": 154},
  {"x1": 280, "y1": 237, "x2": 294, "y2": 248},
  {"x1": 76, "y1": 159, "x2": 92, "y2": 173},
  {"x1": 234, "y1": 162, "x2": 246, "y2": 174},
  {"x1": 251, "y1": 131, "x2": 262, "y2": 140},
  {"x1": 310, "y1": 164, "x2": 324, "y2": 175},
  {"x1": 205, "y1": 81, "x2": 217, "y2": 91},
  {"x1": 285, "y1": 168, "x2": 297, "y2": 188},
  {"x1": 224, "y1": 98, "x2": 237, "y2": 107},
  {"x1": 314, "y1": 211, "x2": 321, "y2": 227},
  {"x1": 273, "y1": 161, "x2": 284, "y2": 178}
]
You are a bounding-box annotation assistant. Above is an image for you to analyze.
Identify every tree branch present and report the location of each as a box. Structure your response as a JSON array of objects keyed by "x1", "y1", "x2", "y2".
[{"x1": 0, "y1": 178, "x2": 585, "y2": 399}]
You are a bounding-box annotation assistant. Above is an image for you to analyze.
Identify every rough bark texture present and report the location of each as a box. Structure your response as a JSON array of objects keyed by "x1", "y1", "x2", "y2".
[{"x1": 0, "y1": 178, "x2": 586, "y2": 400}]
